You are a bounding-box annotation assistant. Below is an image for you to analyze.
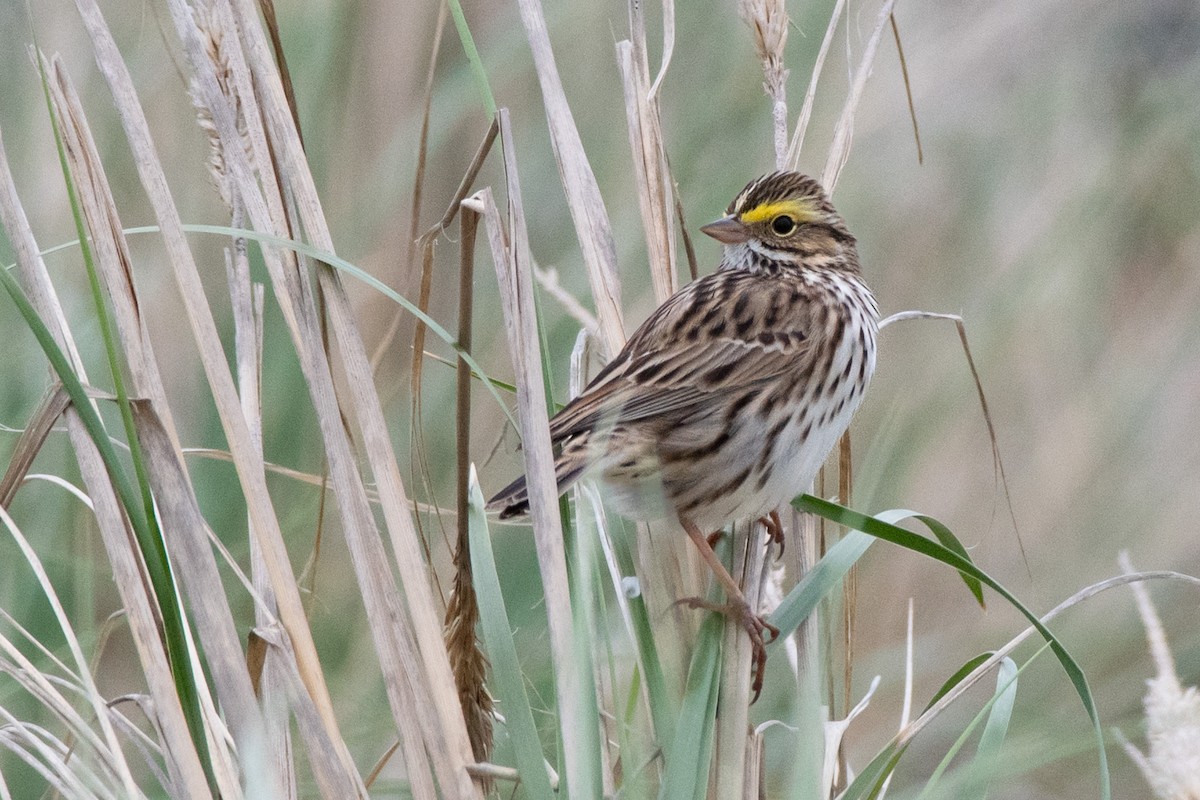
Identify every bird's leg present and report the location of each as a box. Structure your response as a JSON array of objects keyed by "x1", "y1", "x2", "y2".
[
  {"x1": 757, "y1": 510, "x2": 785, "y2": 556},
  {"x1": 678, "y1": 515, "x2": 779, "y2": 702},
  {"x1": 708, "y1": 509, "x2": 783, "y2": 554}
]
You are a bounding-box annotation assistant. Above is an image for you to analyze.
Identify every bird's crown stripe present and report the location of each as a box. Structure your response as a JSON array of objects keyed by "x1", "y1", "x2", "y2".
[{"x1": 739, "y1": 198, "x2": 820, "y2": 225}]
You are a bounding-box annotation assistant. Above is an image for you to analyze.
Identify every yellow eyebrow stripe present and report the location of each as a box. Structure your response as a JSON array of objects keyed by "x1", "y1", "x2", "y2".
[{"x1": 739, "y1": 198, "x2": 819, "y2": 225}]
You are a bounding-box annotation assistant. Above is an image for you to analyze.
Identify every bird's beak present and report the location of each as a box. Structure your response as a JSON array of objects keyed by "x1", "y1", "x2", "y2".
[{"x1": 700, "y1": 215, "x2": 751, "y2": 244}]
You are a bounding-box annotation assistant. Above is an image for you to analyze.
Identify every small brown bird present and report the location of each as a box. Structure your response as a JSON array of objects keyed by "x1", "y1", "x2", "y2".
[{"x1": 488, "y1": 171, "x2": 878, "y2": 698}]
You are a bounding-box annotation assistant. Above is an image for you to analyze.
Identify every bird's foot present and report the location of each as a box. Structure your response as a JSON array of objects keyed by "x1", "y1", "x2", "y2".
[
  {"x1": 757, "y1": 510, "x2": 785, "y2": 557},
  {"x1": 677, "y1": 596, "x2": 779, "y2": 702}
]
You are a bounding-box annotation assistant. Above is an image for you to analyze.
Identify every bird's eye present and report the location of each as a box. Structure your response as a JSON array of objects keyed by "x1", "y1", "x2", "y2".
[{"x1": 771, "y1": 215, "x2": 796, "y2": 236}]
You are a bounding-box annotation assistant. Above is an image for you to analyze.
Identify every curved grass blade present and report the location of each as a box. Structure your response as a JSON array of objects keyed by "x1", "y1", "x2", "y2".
[
  {"x1": 123, "y1": 223, "x2": 517, "y2": 432},
  {"x1": 795, "y1": 495, "x2": 1110, "y2": 800},
  {"x1": 767, "y1": 530, "x2": 873, "y2": 642},
  {"x1": 841, "y1": 652, "x2": 997, "y2": 800},
  {"x1": 964, "y1": 656, "x2": 1019, "y2": 800}
]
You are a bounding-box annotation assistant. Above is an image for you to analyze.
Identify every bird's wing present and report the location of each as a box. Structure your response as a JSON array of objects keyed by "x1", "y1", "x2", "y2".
[{"x1": 548, "y1": 271, "x2": 830, "y2": 440}]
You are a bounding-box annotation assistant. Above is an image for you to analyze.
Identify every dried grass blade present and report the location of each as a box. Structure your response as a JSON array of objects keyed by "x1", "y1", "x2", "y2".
[
  {"x1": 468, "y1": 112, "x2": 598, "y2": 792},
  {"x1": 446, "y1": 205, "x2": 494, "y2": 770},
  {"x1": 617, "y1": 40, "x2": 678, "y2": 303},
  {"x1": 47, "y1": 47, "x2": 264, "y2": 792},
  {"x1": 129, "y1": 401, "x2": 270, "y2": 794},
  {"x1": 880, "y1": 310, "x2": 1025, "y2": 570},
  {"x1": 0, "y1": 506, "x2": 142, "y2": 796},
  {"x1": 0, "y1": 385, "x2": 69, "y2": 508},
  {"x1": 516, "y1": 0, "x2": 625, "y2": 354},
  {"x1": 211, "y1": 0, "x2": 484, "y2": 791},
  {"x1": 72, "y1": 0, "x2": 362, "y2": 789},
  {"x1": 0, "y1": 126, "x2": 213, "y2": 798},
  {"x1": 184, "y1": 2, "x2": 442, "y2": 790},
  {"x1": 889, "y1": 14, "x2": 923, "y2": 165},
  {"x1": 227, "y1": 237, "x2": 296, "y2": 797},
  {"x1": 786, "y1": 0, "x2": 846, "y2": 170},
  {"x1": 821, "y1": 0, "x2": 898, "y2": 191},
  {"x1": 647, "y1": 0, "x2": 676, "y2": 99}
]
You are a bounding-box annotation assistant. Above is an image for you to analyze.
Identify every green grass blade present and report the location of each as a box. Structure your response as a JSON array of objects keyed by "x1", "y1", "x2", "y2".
[
  {"x1": 659, "y1": 612, "x2": 723, "y2": 800},
  {"x1": 795, "y1": 495, "x2": 1110, "y2": 800},
  {"x1": 447, "y1": 0, "x2": 498, "y2": 116},
  {"x1": 924, "y1": 652, "x2": 995, "y2": 712},
  {"x1": 916, "y1": 654, "x2": 1025, "y2": 800},
  {"x1": 563, "y1": 492, "x2": 604, "y2": 798},
  {"x1": 767, "y1": 529, "x2": 873, "y2": 642},
  {"x1": 965, "y1": 656, "x2": 1019, "y2": 800},
  {"x1": 466, "y1": 468, "x2": 555, "y2": 799}
]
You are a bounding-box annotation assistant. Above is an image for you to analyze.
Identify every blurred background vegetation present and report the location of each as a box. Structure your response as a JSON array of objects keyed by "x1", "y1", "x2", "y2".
[{"x1": 0, "y1": 0, "x2": 1197, "y2": 796}]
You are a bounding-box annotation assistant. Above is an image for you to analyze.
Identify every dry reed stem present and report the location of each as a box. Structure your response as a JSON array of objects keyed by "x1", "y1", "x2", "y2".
[
  {"x1": 786, "y1": 0, "x2": 846, "y2": 170},
  {"x1": 617, "y1": 39, "x2": 679, "y2": 303},
  {"x1": 46, "y1": 57, "x2": 268, "y2": 795},
  {"x1": 178, "y1": 0, "x2": 482, "y2": 792},
  {"x1": 219, "y1": 0, "x2": 481, "y2": 784},
  {"x1": 0, "y1": 125, "x2": 213, "y2": 798},
  {"x1": 225, "y1": 233, "x2": 295, "y2": 796},
  {"x1": 739, "y1": 0, "x2": 790, "y2": 167},
  {"x1": 0, "y1": 385, "x2": 70, "y2": 508},
  {"x1": 821, "y1": 0, "x2": 899, "y2": 191},
  {"x1": 713, "y1": 523, "x2": 773, "y2": 797},
  {"x1": 517, "y1": 0, "x2": 626, "y2": 356},
  {"x1": 446, "y1": 205, "x2": 495, "y2": 770},
  {"x1": 470, "y1": 108, "x2": 593, "y2": 797},
  {"x1": 75, "y1": 0, "x2": 367, "y2": 792}
]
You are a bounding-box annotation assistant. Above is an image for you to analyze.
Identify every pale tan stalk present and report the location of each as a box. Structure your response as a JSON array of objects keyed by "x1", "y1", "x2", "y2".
[
  {"x1": 821, "y1": 0, "x2": 900, "y2": 191},
  {"x1": 617, "y1": 39, "x2": 679, "y2": 303},
  {"x1": 714, "y1": 523, "x2": 772, "y2": 797},
  {"x1": 208, "y1": 2, "x2": 483, "y2": 792},
  {"x1": 516, "y1": 0, "x2": 626, "y2": 355},
  {"x1": 46, "y1": 54, "x2": 273, "y2": 795},
  {"x1": 166, "y1": 0, "x2": 484, "y2": 792},
  {"x1": 466, "y1": 107, "x2": 593, "y2": 798},
  {"x1": 739, "y1": 0, "x2": 791, "y2": 168},
  {"x1": 72, "y1": 0, "x2": 370, "y2": 793},
  {"x1": 227, "y1": 241, "x2": 297, "y2": 797},
  {"x1": 786, "y1": 0, "x2": 847, "y2": 170},
  {"x1": 0, "y1": 126, "x2": 213, "y2": 798}
]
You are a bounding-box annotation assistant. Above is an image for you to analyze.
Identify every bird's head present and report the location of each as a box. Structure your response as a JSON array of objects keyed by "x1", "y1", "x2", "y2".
[{"x1": 701, "y1": 171, "x2": 857, "y2": 274}]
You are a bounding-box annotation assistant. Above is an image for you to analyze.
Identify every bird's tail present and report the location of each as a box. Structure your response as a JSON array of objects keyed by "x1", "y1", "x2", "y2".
[{"x1": 485, "y1": 437, "x2": 591, "y2": 519}]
